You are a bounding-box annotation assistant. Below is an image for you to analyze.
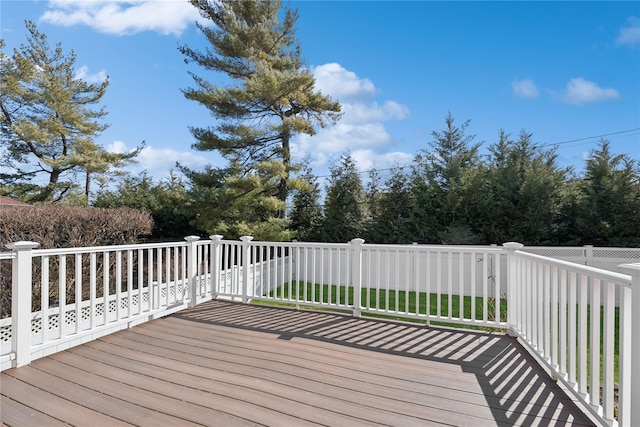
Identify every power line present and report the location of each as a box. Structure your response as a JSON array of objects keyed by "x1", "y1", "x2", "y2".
[
  {"x1": 313, "y1": 127, "x2": 640, "y2": 179},
  {"x1": 538, "y1": 128, "x2": 640, "y2": 148},
  {"x1": 314, "y1": 165, "x2": 412, "y2": 179}
]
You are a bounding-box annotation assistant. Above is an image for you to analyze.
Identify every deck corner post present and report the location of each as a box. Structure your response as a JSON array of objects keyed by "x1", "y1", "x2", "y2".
[
  {"x1": 6, "y1": 241, "x2": 40, "y2": 368},
  {"x1": 502, "y1": 242, "x2": 524, "y2": 337},
  {"x1": 210, "y1": 235, "x2": 224, "y2": 298},
  {"x1": 618, "y1": 262, "x2": 640, "y2": 427},
  {"x1": 350, "y1": 238, "x2": 365, "y2": 317},
  {"x1": 184, "y1": 236, "x2": 201, "y2": 308},
  {"x1": 240, "y1": 236, "x2": 254, "y2": 304}
]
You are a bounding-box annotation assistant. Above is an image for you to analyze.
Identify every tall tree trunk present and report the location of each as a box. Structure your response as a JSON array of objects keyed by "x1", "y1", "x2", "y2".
[
  {"x1": 85, "y1": 169, "x2": 91, "y2": 204},
  {"x1": 277, "y1": 128, "x2": 291, "y2": 217},
  {"x1": 32, "y1": 169, "x2": 61, "y2": 202}
]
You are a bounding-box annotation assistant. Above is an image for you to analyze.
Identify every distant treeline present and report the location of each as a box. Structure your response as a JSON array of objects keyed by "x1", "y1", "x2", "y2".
[{"x1": 95, "y1": 116, "x2": 640, "y2": 247}]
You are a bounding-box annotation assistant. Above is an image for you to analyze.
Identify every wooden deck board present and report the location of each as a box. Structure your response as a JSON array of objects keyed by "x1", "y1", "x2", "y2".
[
  {"x1": 0, "y1": 395, "x2": 68, "y2": 427},
  {"x1": 75, "y1": 333, "x2": 489, "y2": 426},
  {"x1": 1, "y1": 300, "x2": 596, "y2": 426},
  {"x1": 5, "y1": 362, "x2": 202, "y2": 427},
  {"x1": 0, "y1": 373, "x2": 133, "y2": 426},
  {"x1": 36, "y1": 356, "x2": 254, "y2": 426}
]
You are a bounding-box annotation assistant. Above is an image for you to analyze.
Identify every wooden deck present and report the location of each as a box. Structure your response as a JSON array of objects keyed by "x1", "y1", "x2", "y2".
[{"x1": 1, "y1": 300, "x2": 595, "y2": 426}]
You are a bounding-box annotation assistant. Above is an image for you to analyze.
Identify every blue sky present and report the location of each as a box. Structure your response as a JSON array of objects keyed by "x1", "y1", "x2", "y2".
[{"x1": 2, "y1": 1, "x2": 639, "y2": 187}]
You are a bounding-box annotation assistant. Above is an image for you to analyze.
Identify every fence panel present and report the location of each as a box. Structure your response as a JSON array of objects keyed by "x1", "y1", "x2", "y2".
[{"x1": 523, "y1": 246, "x2": 640, "y2": 272}]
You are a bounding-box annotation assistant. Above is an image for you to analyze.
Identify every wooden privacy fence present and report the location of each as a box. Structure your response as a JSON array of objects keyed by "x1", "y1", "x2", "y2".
[{"x1": 1, "y1": 236, "x2": 639, "y2": 427}]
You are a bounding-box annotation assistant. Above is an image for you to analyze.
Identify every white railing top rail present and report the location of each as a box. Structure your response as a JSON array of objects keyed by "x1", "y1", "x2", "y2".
[
  {"x1": 514, "y1": 249, "x2": 632, "y2": 284},
  {"x1": 364, "y1": 243, "x2": 503, "y2": 252},
  {"x1": 0, "y1": 252, "x2": 15, "y2": 260},
  {"x1": 245, "y1": 240, "x2": 505, "y2": 252},
  {"x1": 26, "y1": 240, "x2": 191, "y2": 257},
  {"x1": 2, "y1": 236, "x2": 229, "y2": 258},
  {"x1": 249, "y1": 240, "x2": 351, "y2": 249}
]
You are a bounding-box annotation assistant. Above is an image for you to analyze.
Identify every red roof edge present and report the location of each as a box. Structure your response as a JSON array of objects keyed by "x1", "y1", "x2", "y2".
[{"x1": 0, "y1": 195, "x2": 30, "y2": 206}]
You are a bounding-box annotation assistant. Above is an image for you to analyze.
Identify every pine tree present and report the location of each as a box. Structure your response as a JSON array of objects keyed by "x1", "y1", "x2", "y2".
[
  {"x1": 320, "y1": 153, "x2": 366, "y2": 242},
  {"x1": 289, "y1": 166, "x2": 323, "y2": 241},
  {"x1": 370, "y1": 166, "x2": 413, "y2": 244},
  {"x1": 407, "y1": 170, "x2": 438, "y2": 243},
  {"x1": 483, "y1": 130, "x2": 567, "y2": 244},
  {"x1": 184, "y1": 162, "x2": 292, "y2": 241},
  {"x1": 0, "y1": 22, "x2": 139, "y2": 204},
  {"x1": 573, "y1": 140, "x2": 640, "y2": 246},
  {"x1": 362, "y1": 168, "x2": 382, "y2": 243},
  {"x1": 412, "y1": 113, "x2": 482, "y2": 243},
  {"x1": 94, "y1": 171, "x2": 199, "y2": 240},
  {"x1": 180, "y1": 0, "x2": 341, "y2": 222}
]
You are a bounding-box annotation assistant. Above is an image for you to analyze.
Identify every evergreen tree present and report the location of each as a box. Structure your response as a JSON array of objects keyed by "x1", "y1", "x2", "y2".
[
  {"x1": 572, "y1": 140, "x2": 640, "y2": 246},
  {"x1": 362, "y1": 168, "x2": 382, "y2": 243},
  {"x1": 370, "y1": 166, "x2": 413, "y2": 244},
  {"x1": 0, "y1": 22, "x2": 139, "y2": 204},
  {"x1": 289, "y1": 166, "x2": 323, "y2": 241},
  {"x1": 94, "y1": 171, "x2": 199, "y2": 240},
  {"x1": 407, "y1": 169, "x2": 438, "y2": 243},
  {"x1": 185, "y1": 162, "x2": 292, "y2": 241},
  {"x1": 412, "y1": 113, "x2": 482, "y2": 243},
  {"x1": 423, "y1": 113, "x2": 480, "y2": 189},
  {"x1": 483, "y1": 130, "x2": 567, "y2": 245},
  {"x1": 553, "y1": 177, "x2": 584, "y2": 245},
  {"x1": 446, "y1": 162, "x2": 491, "y2": 244},
  {"x1": 180, "y1": 0, "x2": 341, "y2": 223},
  {"x1": 320, "y1": 153, "x2": 366, "y2": 242}
]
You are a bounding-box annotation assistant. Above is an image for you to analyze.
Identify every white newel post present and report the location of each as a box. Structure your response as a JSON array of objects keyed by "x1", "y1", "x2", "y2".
[
  {"x1": 502, "y1": 242, "x2": 524, "y2": 337},
  {"x1": 210, "y1": 235, "x2": 223, "y2": 298},
  {"x1": 240, "y1": 236, "x2": 254, "y2": 304},
  {"x1": 185, "y1": 236, "x2": 200, "y2": 308},
  {"x1": 618, "y1": 262, "x2": 640, "y2": 427},
  {"x1": 585, "y1": 245, "x2": 594, "y2": 267},
  {"x1": 350, "y1": 238, "x2": 365, "y2": 317},
  {"x1": 7, "y1": 241, "x2": 40, "y2": 368}
]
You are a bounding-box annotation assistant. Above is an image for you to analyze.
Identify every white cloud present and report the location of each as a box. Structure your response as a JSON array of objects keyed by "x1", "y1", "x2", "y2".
[
  {"x1": 107, "y1": 140, "x2": 209, "y2": 178},
  {"x1": 293, "y1": 122, "x2": 393, "y2": 163},
  {"x1": 293, "y1": 63, "x2": 412, "y2": 175},
  {"x1": 311, "y1": 63, "x2": 376, "y2": 101},
  {"x1": 351, "y1": 150, "x2": 413, "y2": 174},
  {"x1": 41, "y1": 0, "x2": 201, "y2": 36},
  {"x1": 107, "y1": 140, "x2": 129, "y2": 154},
  {"x1": 559, "y1": 77, "x2": 620, "y2": 105},
  {"x1": 342, "y1": 101, "x2": 410, "y2": 124},
  {"x1": 75, "y1": 66, "x2": 108, "y2": 83},
  {"x1": 512, "y1": 78, "x2": 539, "y2": 99},
  {"x1": 615, "y1": 16, "x2": 640, "y2": 48}
]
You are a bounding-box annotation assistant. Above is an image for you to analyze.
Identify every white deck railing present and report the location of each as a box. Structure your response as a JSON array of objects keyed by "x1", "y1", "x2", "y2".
[
  {"x1": 505, "y1": 245, "x2": 638, "y2": 426},
  {"x1": 0, "y1": 238, "x2": 212, "y2": 369},
  {"x1": 1, "y1": 236, "x2": 638, "y2": 427}
]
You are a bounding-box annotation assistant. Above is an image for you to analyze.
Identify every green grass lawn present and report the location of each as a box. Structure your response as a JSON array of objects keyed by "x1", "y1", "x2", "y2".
[{"x1": 259, "y1": 281, "x2": 507, "y2": 327}]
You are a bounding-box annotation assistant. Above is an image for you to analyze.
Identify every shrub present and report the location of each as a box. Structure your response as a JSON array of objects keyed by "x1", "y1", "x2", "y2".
[
  {"x1": 0, "y1": 205, "x2": 153, "y2": 318},
  {"x1": 0, "y1": 205, "x2": 153, "y2": 250}
]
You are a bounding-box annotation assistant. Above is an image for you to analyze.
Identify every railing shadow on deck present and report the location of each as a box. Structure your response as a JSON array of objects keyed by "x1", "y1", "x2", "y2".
[{"x1": 173, "y1": 300, "x2": 596, "y2": 426}]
